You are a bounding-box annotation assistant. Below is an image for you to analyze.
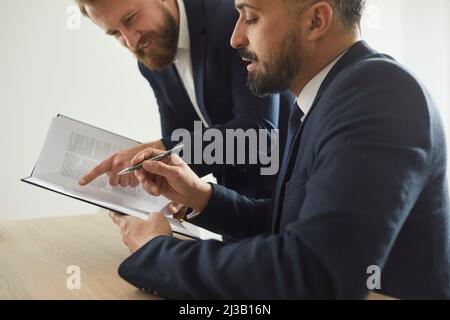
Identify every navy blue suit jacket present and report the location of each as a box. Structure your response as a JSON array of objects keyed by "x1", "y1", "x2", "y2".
[
  {"x1": 120, "y1": 41, "x2": 450, "y2": 299},
  {"x1": 138, "y1": 0, "x2": 295, "y2": 198}
]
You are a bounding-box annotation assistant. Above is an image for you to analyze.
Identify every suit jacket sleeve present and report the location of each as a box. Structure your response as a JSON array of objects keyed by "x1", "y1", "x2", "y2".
[
  {"x1": 138, "y1": 63, "x2": 183, "y2": 138},
  {"x1": 190, "y1": 183, "x2": 272, "y2": 240},
  {"x1": 119, "y1": 59, "x2": 433, "y2": 299}
]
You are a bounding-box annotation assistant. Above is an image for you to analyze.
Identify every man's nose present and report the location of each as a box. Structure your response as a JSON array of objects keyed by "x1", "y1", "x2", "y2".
[
  {"x1": 121, "y1": 29, "x2": 140, "y2": 51},
  {"x1": 230, "y1": 20, "x2": 249, "y2": 49}
]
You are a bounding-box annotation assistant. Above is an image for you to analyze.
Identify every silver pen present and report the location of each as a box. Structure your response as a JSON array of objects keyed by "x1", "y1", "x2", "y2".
[{"x1": 117, "y1": 144, "x2": 184, "y2": 176}]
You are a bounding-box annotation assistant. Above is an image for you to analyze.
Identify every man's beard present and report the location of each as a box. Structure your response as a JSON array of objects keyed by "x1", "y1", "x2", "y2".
[
  {"x1": 133, "y1": 7, "x2": 179, "y2": 70},
  {"x1": 240, "y1": 31, "x2": 301, "y2": 97}
]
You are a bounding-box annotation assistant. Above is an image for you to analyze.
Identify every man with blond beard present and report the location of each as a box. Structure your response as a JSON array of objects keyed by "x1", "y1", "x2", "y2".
[{"x1": 77, "y1": 0, "x2": 295, "y2": 204}]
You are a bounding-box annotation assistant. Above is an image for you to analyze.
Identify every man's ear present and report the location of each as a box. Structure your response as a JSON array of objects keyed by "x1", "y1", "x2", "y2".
[{"x1": 303, "y1": 1, "x2": 334, "y2": 42}]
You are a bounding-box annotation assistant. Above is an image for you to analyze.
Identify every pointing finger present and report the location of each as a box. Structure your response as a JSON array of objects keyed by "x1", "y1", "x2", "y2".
[{"x1": 79, "y1": 159, "x2": 112, "y2": 186}]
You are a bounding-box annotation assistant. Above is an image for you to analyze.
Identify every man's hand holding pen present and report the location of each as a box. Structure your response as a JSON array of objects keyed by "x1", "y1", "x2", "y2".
[
  {"x1": 131, "y1": 148, "x2": 213, "y2": 213},
  {"x1": 79, "y1": 143, "x2": 212, "y2": 253},
  {"x1": 109, "y1": 148, "x2": 213, "y2": 253},
  {"x1": 78, "y1": 139, "x2": 166, "y2": 188}
]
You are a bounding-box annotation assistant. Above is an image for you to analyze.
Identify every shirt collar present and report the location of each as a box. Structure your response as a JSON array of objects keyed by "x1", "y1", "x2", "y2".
[
  {"x1": 296, "y1": 52, "x2": 346, "y2": 119},
  {"x1": 176, "y1": 0, "x2": 190, "y2": 50}
]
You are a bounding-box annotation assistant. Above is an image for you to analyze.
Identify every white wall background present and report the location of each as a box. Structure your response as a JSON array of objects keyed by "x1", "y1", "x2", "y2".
[
  {"x1": 0, "y1": 0, "x2": 161, "y2": 220},
  {"x1": 1, "y1": 0, "x2": 449, "y2": 221},
  {"x1": 361, "y1": 0, "x2": 450, "y2": 125}
]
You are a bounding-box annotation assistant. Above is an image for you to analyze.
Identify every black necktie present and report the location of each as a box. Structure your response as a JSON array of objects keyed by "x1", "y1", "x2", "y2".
[
  {"x1": 279, "y1": 104, "x2": 304, "y2": 179},
  {"x1": 272, "y1": 104, "x2": 304, "y2": 231}
]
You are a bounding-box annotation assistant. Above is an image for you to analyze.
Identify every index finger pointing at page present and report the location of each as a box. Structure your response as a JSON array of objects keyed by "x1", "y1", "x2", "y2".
[{"x1": 79, "y1": 159, "x2": 112, "y2": 186}]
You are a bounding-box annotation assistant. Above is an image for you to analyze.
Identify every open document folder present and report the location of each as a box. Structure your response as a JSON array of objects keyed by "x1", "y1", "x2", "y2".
[{"x1": 22, "y1": 115, "x2": 222, "y2": 241}]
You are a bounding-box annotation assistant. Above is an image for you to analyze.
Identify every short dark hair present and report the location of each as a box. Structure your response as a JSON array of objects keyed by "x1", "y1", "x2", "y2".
[
  {"x1": 332, "y1": 0, "x2": 366, "y2": 27},
  {"x1": 284, "y1": 0, "x2": 366, "y2": 28}
]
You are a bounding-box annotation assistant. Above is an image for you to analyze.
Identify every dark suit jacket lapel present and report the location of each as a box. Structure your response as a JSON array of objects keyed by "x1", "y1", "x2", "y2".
[
  {"x1": 271, "y1": 41, "x2": 378, "y2": 232},
  {"x1": 183, "y1": 0, "x2": 212, "y2": 127}
]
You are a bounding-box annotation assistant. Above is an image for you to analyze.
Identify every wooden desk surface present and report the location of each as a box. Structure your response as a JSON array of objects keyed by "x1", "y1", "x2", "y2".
[
  {"x1": 0, "y1": 213, "x2": 394, "y2": 300},
  {"x1": 0, "y1": 213, "x2": 157, "y2": 300}
]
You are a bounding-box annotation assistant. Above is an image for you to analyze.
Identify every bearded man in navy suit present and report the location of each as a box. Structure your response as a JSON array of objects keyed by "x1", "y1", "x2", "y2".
[{"x1": 108, "y1": 0, "x2": 449, "y2": 299}]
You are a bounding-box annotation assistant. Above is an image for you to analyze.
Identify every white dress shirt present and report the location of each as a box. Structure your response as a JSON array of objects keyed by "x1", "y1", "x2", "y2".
[
  {"x1": 296, "y1": 52, "x2": 346, "y2": 121},
  {"x1": 174, "y1": 0, "x2": 210, "y2": 128},
  {"x1": 175, "y1": 0, "x2": 208, "y2": 220}
]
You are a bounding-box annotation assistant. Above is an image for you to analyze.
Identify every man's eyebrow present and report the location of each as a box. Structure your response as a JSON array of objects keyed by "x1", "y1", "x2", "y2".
[
  {"x1": 236, "y1": 2, "x2": 260, "y2": 11},
  {"x1": 120, "y1": 5, "x2": 139, "y2": 24},
  {"x1": 105, "y1": 5, "x2": 139, "y2": 35}
]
